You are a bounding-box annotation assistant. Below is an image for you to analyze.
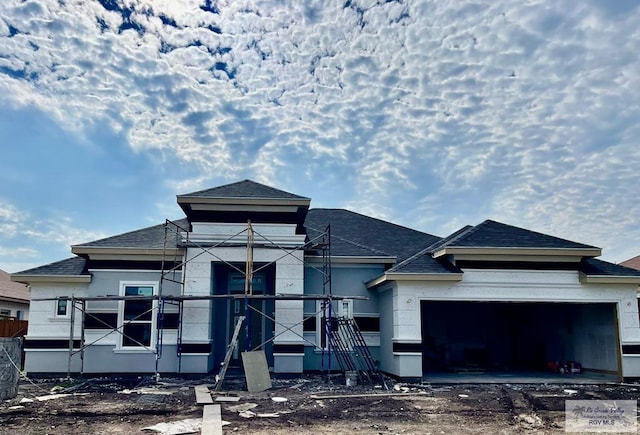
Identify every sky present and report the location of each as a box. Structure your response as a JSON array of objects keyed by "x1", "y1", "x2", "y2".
[{"x1": 0, "y1": 0, "x2": 639, "y2": 273}]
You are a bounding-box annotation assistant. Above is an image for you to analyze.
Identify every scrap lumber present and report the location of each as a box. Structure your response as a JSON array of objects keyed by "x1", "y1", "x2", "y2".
[
  {"x1": 194, "y1": 384, "x2": 214, "y2": 405},
  {"x1": 201, "y1": 404, "x2": 223, "y2": 435}
]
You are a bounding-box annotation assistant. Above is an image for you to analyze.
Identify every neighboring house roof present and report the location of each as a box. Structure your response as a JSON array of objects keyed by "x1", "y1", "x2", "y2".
[
  {"x1": 304, "y1": 209, "x2": 441, "y2": 262},
  {"x1": 0, "y1": 269, "x2": 30, "y2": 303},
  {"x1": 621, "y1": 255, "x2": 640, "y2": 271},
  {"x1": 178, "y1": 179, "x2": 310, "y2": 200}
]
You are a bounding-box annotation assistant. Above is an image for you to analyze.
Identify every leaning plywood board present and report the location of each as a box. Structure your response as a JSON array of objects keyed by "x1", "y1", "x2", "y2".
[
  {"x1": 194, "y1": 384, "x2": 213, "y2": 404},
  {"x1": 241, "y1": 350, "x2": 272, "y2": 393},
  {"x1": 201, "y1": 404, "x2": 222, "y2": 435}
]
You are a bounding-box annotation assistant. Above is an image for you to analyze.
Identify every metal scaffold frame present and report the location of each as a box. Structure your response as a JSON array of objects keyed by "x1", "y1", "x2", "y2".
[{"x1": 35, "y1": 218, "x2": 379, "y2": 383}]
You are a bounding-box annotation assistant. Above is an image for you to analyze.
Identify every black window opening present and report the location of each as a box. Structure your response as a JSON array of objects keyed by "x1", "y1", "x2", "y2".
[{"x1": 122, "y1": 285, "x2": 154, "y2": 347}]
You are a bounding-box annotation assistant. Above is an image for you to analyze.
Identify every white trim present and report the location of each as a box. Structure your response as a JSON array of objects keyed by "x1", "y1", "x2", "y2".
[
  {"x1": 11, "y1": 275, "x2": 91, "y2": 284},
  {"x1": 433, "y1": 246, "x2": 602, "y2": 259},
  {"x1": 113, "y1": 349, "x2": 157, "y2": 354},
  {"x1": 54, "y1": 299, "x2": 70, "y2": 319},
  {"x1": 366, "y1": 272, "x2": 463, "y2": 288}
]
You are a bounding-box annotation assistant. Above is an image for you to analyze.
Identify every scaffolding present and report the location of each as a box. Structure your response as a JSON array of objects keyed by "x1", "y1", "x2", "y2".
[{"x1": 34, "y1": 218, "x2": 382, "y2": 385}]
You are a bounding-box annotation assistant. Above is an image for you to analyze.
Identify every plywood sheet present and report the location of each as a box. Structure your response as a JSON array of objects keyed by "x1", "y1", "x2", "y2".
[{"x1": 241, "y1": 350, "x2": 272, "y2": 393}]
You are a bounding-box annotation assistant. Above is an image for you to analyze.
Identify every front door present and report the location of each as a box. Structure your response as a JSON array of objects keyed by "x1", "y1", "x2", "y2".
[
  {"x1": 211, "y1": 263, "x2": 275, "y2": 370},
  {"x1": 227, "y1": 272, "x2": 268, "y2": 366}
]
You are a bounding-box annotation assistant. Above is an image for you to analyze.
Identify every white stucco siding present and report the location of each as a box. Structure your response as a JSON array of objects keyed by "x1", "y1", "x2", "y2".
[
  {"x1": 26, "y1": 283, "x2": 88, "y2": 338},
  {"x1": 380, "y1": 269, "x2": 640, "y2": 378},
  {"x1": 396, "y1": 269, "x2": 638, "y2": 342},
  {"x1": 182, "y1": 246, "x2": 305, "y2": 343}
]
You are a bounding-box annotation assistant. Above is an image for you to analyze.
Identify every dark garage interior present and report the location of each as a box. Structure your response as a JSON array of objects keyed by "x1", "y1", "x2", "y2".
[{"x1": 421, "y1": 301, "x2": 620, "y2": 377}]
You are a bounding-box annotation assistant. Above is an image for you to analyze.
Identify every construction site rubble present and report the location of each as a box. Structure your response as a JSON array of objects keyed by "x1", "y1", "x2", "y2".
[{"x1": 1, "y1": 375, "x2": 640, "y2": 434}]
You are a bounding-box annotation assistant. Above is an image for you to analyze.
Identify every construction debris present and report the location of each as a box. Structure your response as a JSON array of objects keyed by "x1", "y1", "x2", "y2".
[
  {"x1": 142, "y1": 418, "x2": 202, "y2": 434},
  {"x1": 194, "y1": 385, "x2": 213, "y2": 404}
]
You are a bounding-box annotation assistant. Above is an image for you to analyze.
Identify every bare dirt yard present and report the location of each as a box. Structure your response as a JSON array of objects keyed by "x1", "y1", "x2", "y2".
[{"x1": 1, "y1": 375, "x2": 639, "y2": 434}]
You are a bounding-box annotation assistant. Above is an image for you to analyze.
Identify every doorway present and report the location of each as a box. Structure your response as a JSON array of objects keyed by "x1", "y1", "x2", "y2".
[{"x1": 212, "y1": 263, "x2": 275, "y2": 369}]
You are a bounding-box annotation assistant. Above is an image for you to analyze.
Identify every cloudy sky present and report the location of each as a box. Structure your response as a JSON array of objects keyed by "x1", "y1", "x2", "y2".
[{"x1": 1, "y1": 0, "x2": 639, "y2": 273}]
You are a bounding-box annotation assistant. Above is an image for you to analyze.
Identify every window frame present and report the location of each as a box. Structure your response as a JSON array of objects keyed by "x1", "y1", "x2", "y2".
[
  {"x1": 55, "y1": 299, "x2": 69, "y2": 318},
  {"x1": 315, "y1": 299, "x2": 354, "y2": 350},
  {"x1": 117, "y1": 281, "x2": 158, "y2": 351}
]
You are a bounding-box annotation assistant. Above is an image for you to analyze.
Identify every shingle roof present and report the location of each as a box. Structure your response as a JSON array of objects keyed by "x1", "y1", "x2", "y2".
[
  {"x1": 581, "y1": 258, "x2": 640, "y2": 277},
  {"x1": 178, "y1": 179, "x2": 310, "y2": 200},
  {"x1": 390, "y1": 253, "x2": 462, "y2": 274},
  {"x1": 13, "y1": 256, "x2": 88, "y2": 277},
  {"x1": 74, "y1": 218, "x2": 188, "y2": 249},
  {"x1": 304, "y1": 209, "x2": 440, "y2": 261},
  {"x1": 442, "y1": 220, "x2": 600, "y2": 250},
  {"x1": 0, "y1": 269, "x2": 30, "y2": 301}
]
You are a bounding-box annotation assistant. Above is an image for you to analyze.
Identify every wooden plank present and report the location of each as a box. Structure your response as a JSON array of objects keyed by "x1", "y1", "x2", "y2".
[
  {"x1": 194, "y1": 384, "x2": 213, "y2": 405},
  {"x1": 201, "y1": 404, "x2": 223, "y2": 435},
  {"x1": 214, "y1": 396, "x2": 240, "y2": 402}
]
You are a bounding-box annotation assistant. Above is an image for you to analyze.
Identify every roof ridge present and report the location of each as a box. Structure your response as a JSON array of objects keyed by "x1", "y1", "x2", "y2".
[
  {"x1": 388, "y1": 224, "x2": 478, "y2": 273},
  {"x1": 428, "y1": 224, "x2": 475, "y2": 252},
  {"x1": 179, "y1": 179, "x2": 250, "y2": 196}
]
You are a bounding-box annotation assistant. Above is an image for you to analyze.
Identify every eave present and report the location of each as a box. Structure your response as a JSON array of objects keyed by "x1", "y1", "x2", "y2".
[
  {"x1": 11, "y1": 275, "x2": 91, "y2": 284},
  {"x1": 433, "y1": 247, "x2": 602, "y2": 261},
  {"x1": 366, "y1": 272, "x2": 463, "y2": 288},
  {"x1": 71, "y1": 246, "x2": 184, "y2": 261},
  {"x1": 177, "y1": 196, "x2": 310, "y2": 207},
  {"x1": 0, "y1": 295, "x2": 30, "y2": 304},
  {"x1": 578, "y1": 273, "x2": 640, "y2": 285}
]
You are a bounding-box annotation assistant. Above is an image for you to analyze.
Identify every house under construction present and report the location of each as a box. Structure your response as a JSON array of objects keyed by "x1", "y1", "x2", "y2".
[{"x1": 12, "y1": 180, "x2": 640, "y2": 381}]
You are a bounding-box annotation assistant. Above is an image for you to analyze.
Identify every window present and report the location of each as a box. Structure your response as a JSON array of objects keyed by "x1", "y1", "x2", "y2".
[
  {"x1": 0, "y1": 309, "x2": 10, "y2": 317},
  {"x1": 119, "y1": 282, "x2": 157, "y2": 349},
  {"x1": 56, "y1": 300, "x2": 68, "y2": 317}
]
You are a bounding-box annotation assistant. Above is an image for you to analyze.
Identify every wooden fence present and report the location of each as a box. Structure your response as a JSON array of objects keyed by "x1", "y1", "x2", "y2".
[{"x1": 0, "y1": 317, "x2": 28, "y2": 338}]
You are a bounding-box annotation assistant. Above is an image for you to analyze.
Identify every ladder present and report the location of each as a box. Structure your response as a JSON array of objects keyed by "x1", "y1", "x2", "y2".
[
  {"x1": 214, "y1": 316, "x2": 245, "y2": 392},
  {"x1": 326, "y1": 317, "x2": 387, "y2": 389}
]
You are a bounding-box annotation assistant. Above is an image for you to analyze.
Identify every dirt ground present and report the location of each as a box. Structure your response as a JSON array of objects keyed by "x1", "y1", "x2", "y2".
[{"x1": 1, "y1": 375, "x2": 639, "y2": 434}]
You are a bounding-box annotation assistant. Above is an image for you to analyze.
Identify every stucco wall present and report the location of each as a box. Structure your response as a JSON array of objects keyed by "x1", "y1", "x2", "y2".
[{"x1": 379, "y1": 269, "x2": 639, "y2": 378}]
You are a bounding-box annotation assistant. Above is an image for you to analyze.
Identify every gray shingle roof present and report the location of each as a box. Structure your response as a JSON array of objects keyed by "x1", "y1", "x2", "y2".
[
  {"x1": 443, "y1": 220, "x2": 599, "y2": 250},
  {"x1": 390, "y1": 253, "x2": 462, "y2": 274},
  {"x1": 304, "y1": 209, "x2": 441, "y2": 261},
  {"x1": 74, "y1": 218, "x2": 189, "y2": 249},
  {"x1": 13, "y1": 256, "x2": 88, "y2": 276},
  {"x1": 581, "y1": 258, "x2": 640, "y2": 277},
  {"x1": 178, "y1": 179, "x2": 310, "y2": 200}
]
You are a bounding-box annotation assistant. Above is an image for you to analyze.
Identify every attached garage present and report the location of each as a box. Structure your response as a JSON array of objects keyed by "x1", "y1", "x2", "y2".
[{"x1": 420, "y1": 301, "x2": 620, "y2": 378}]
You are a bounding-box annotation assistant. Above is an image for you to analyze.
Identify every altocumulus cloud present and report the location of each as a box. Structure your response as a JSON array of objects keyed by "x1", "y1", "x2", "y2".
[{"x1": 0, "y1": 0, "x2": 639, "y2": 262}]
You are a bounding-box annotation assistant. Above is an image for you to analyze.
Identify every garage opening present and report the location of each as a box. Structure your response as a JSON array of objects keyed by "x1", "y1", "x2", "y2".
[{"x1": 421, "y1": 301, "x2": 620, "y2": 379}]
